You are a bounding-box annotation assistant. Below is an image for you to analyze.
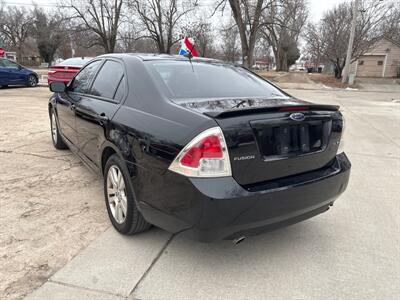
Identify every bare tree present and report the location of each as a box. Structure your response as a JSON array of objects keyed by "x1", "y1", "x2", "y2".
[
  {"x1": 305, "y1": 1, "x2": 394, "y2": 78},
  {"x1": 0, "y1": 6, "x2": 33, "y2": 61},
  {"x1": 303, "y1": 22, "x2": 323, "y2": 68},
  {"x1": 261, "y1": 0, "x2": 307, "y2": 71},
  {"x1": 119, "y1": 25, "x2": 158, "y2": 53},
  {"x1": 69, "y1": 28, "x2": 105, "y2": 56},
  {"x1": 118, "y1": 22, "x2": 139, "y2": 52},
  {"x1": 182, "y1": 20, "x2": 215, "y2": 57},
  {"x1": 215, "y1": 0, "x2": 273, "y2": 68},
  {"x1": 128, "y1": 0, "x2": 199, "y2": 54},
  {"x1": 380, "y1": 2, "x2": 400, "y2": 44},
  {"x1": 220, "y1": 21, "x2": 240, "y2": 63},
  {"x1": 66, "y1": 0, "x2": 124, "y2": 53},
  {"x1": 32, "y1": 8, "x2": 65, "y2": 64}
]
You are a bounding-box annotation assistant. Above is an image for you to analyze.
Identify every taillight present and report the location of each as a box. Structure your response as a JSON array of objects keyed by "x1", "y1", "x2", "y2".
[
  {"x1": 338, "y1": 114, "x2": 345, "y2": 153},
  {"x1": 168, "y1": 127, "x2": 232, "y2": 177}
]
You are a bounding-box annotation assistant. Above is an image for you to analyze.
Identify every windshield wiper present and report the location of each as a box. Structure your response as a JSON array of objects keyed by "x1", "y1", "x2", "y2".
[{"x1": 231, "y1": 100, "x2": 246, "y2": 108}]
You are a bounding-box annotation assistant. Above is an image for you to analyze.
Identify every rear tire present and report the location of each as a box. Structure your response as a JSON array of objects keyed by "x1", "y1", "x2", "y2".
[
  {"x1": 27, "y1": 75, "x2": 38, "y2": 87},
  {"x1": 50, "y1": 109, "x2": 68, "y2": 150},
  {"x1": 104, "y1": 154, "x2": 151, "y2": 235}
]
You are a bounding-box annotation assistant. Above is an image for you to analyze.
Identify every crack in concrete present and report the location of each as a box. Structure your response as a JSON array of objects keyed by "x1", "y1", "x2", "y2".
[
  {"x1": 0, "y1": 150, "x2": 13, "y2": 153},
  {"x1": 128, "y1": 234, "x2": 175, "y2": 298},
  {"x1": 0, "y1": 148, "x2": 73, "y2": 162},
  {"x1": 15, "y1": 151, "x2": 72, "y2": 162},
  {"x1": 48, "y1": 280, "x2": 128, "y2": 299}
]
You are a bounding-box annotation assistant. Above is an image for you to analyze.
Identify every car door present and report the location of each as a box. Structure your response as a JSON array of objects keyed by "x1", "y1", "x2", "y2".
[
  {"x1": 56, "y1": 60, "x2": 102, "y2": 148},
  {"x1": 0, "y1": 59, "x2": 9, "y2": 85},
  {"x1": 74, "y1": 59, "x2": 126, "y2": 168},
  {"x1": 2, "y1": 59, "x2": 25, "y2": 85}
]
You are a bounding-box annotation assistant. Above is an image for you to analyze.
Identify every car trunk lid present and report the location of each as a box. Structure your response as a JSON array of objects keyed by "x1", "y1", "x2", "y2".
[
  {"x1": 49, "y1": 66, "x2": 81, "y2": 79},
  {"x1": 173, "y1": 97, "x2": 343, "y2": 186}
]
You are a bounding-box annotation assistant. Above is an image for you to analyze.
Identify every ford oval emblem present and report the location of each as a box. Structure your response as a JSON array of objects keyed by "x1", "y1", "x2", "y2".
[{"x1": 290, "y1": 112, "x2": 305, "y2": 121}]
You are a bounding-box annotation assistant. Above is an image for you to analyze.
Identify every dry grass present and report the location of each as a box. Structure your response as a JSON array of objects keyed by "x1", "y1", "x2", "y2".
[
  {"x1": 256, "y1": 70, "x2": 285, "y2": 80},
  {"x1": 257, "y1": 71, "x2": 361, "y2": 89},
  {"x1": 307, "y1": 73, "x2": 355, "y2": 89}
]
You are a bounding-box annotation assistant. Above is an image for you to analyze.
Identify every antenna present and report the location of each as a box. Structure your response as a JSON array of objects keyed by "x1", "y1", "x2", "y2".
[{"x1": 183, "y1": 40, "x2": 196, "y2": 72}]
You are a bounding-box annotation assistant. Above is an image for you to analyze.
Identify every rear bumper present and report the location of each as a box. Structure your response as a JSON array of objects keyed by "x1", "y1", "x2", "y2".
[
  {"x1": 47, "y1": 77, "x2": 72, "y2": 84},
  {"x1": 137, "y1": 153, "x2": 351, "y2": 242}
]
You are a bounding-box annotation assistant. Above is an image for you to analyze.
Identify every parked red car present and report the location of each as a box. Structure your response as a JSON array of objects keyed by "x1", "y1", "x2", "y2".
[{"x1": 48, "y1": 57, "x2": 92, "y2": 84}]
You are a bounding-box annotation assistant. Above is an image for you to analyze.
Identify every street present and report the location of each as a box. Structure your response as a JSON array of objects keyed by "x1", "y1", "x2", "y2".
[{"x1": 0, "y1": 86, "x2": 399, "y2": 300}]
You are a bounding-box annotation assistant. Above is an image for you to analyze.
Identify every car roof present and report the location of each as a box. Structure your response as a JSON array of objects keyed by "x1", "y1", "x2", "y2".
[
  {"x1": 99, "y1": 53, "x2": 224, "y2": 64},
  {"x1": 62, "y1": 57, "x2": 93, "y2": 61},
  {"x1": 55, "y1": 57, "x2": 93, "y2": 66}
]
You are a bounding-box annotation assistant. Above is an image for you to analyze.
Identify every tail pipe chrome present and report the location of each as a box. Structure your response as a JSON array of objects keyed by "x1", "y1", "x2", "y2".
[{"x1": 233, "y1": 236, "x2": 246, "y2": 245}]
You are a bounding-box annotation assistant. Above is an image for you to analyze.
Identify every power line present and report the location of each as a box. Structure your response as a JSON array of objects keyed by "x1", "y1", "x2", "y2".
[{"x1": 2, "y1": 1, "x2": 59, "y2": 7}]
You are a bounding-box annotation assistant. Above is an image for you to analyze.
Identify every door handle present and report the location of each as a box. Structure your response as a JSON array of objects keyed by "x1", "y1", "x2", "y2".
[{"x1": 97, "y1": 113, "x2": 109, "y2": 124}]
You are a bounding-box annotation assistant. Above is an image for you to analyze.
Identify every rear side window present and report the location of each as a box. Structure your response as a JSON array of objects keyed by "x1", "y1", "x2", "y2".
[
  {"x1": 71, "y1": 60, "x2": 101, "y2": 94},
  {"x1": 90, "y1": 60, "x2": 124, "y2": 100},
  {"x1": 2, "y1": 59, "x2": 19, "y2": 69},
  {"x1": 145, "y1": 60, "x2": 288, "y2": 100},
  {"x1": 113, "y1": 76, "x2": 126, "y2": 102}
]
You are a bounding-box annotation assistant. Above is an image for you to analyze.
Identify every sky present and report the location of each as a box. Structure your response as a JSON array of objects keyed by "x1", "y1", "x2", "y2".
[
  {"x1": 0, "y1": 0, "x2": 349, "y2": 54},
  {"x1": 2, "y1": 0, "x2": 349, "y2": 21},
  {"x1": 308, "y1": 0, "x2": 347, "y2": 20}
]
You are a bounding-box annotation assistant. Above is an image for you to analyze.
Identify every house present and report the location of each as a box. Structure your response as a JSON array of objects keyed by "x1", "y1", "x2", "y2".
[
  {"x1": 5, "y1": 51, "x2": 17, "y2": 61},
  {"x1": 350, "y1": 37, "x2": 400, "y2": 78}
]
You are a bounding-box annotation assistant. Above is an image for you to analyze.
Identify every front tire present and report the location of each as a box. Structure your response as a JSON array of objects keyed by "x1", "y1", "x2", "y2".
[
  {"x1": 104, "y1": 154, "x2": 151, "y2": 235},
  {"x1": 27, "y1": 75, "x2": 38, "y2": 87},
  {"x1": 50, "y1": 109, "x2": 68, "y2": 149}
]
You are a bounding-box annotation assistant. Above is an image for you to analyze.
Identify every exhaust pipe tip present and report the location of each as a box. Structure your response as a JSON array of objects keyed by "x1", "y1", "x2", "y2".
[{"x1": 233, "y1": 236, "x2": 246, "y2": 245}]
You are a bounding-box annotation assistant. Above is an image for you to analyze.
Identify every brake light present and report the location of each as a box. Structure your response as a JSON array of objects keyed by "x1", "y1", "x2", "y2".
[
  {"x1": 279, "y1": 106, "x2": 309, "y2": 112},
  {"x1": 169, "y1": 127, "x2": 232, "y2": 177},
  {"x1": 337, "y1": 114, "x2": 345, "y2": 153}
]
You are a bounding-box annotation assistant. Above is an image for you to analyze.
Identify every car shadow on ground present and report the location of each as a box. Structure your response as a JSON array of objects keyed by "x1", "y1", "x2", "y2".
[
  {"x1": 0, "y1": 85, "x2": 35, "y2": 89},
  {"x1": 152, "y1": 215, "x2": 330, "y2": 256}
]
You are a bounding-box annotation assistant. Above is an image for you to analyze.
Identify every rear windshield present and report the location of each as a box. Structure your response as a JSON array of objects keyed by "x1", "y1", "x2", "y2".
[
  {"x1": 145, "y1": 60, "x2": 288, "y2": 100},
  {"x1": 59, "y1": 58, "x2": 91, "y2": 66}
]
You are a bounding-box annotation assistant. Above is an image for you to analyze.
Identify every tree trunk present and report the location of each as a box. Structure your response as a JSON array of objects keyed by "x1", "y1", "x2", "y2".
[
  {"x1": 242, "y1": 45, "x2": 254, "y2": 69},
  {"x1": 229, "y1": 0, "x2": 261, "y2": 69},
  {"x1": 334, "y1": 64, "x2": 343, "y2": 79},
  {"x1": 17, "y1": 44, "x2": 23, "y2": 62},
  {"x1": 275, "y1": 49, "x2": 282, "y2": 71},
  {"x1": 334, "y1": 59, "x2": 345, "y2": 79},
  {"x1": 281, "y1": 51, "x2": 289, "y2": 72}
]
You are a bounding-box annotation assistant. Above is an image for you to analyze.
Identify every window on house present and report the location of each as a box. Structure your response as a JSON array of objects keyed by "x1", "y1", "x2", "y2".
[
  {"x1": 359, "y1": 60, "x2": 364, "y2": 65},
  {"x1": 377, "y1": 61, "x2": 383, "y2": 66}
]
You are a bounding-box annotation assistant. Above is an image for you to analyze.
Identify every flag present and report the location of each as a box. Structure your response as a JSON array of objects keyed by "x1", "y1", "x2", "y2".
[{"x1": 178, "y1": 37, "x2": 199, "y2": 57}]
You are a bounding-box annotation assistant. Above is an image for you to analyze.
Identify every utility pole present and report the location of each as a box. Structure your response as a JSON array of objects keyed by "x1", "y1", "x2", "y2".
[{"x1": 342, "y1": 0, "x2": 360, "y2": 84}]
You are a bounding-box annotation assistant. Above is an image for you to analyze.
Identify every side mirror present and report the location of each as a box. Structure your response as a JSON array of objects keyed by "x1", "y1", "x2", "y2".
[{"x1": 50, "y1": 81, "x2": 66, "y2": 93}]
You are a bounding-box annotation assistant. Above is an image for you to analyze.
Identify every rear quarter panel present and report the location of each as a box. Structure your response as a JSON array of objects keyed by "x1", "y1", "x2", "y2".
[{"x1": 109, "y1": 56, "x2": 216, "y2": 211}]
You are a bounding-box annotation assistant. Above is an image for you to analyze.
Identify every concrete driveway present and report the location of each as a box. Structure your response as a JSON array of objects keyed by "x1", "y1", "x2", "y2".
[{"x1": 1, "y1": 86, "x2": 399, "y2": 300}]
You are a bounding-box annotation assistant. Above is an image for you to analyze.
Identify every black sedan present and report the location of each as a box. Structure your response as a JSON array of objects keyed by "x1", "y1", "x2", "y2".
[{"x1": 49, "y1": 54, "x2": 351, "y2": 242}]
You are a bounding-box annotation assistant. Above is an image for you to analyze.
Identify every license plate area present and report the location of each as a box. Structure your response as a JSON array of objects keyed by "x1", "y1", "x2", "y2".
[{"x1": 251, "y1": 116, "x2": 332, "y2": 161}]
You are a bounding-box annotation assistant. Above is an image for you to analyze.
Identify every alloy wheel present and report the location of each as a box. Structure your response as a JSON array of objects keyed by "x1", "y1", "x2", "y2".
[
  {"x1": 51, "y1": 112, "x2": 57, "y2": 144},
  {"x1": 107, "y1": 165, "x2": 128, "y2": 224},
  {"x1": 28, "y1": 76, "x2": 37, "y2": 87}
]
